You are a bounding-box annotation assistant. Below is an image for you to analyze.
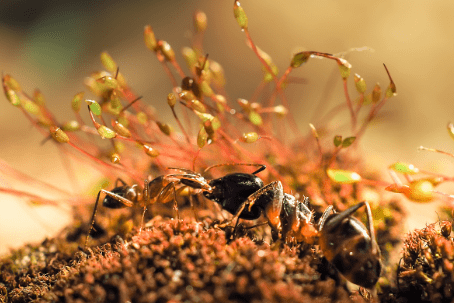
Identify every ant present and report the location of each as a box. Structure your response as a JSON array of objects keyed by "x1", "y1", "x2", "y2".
[
  {"x1": 85, "y1": 163, "x2": 381, "y2": 289},
  {"x1": 169, "y1": 163, "x2": 382, "y2": 288},
  {"x1": 84, "y1": 168, "x2": 212, "y2": 248}
]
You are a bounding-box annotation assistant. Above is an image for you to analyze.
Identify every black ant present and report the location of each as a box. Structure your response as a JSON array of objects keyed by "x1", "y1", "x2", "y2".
[
  {"x1": 84, "y1": 168, "x2": 211, "y2": 248},
  {"x1": 85, "y1": 163, "x2": 381, "y2": 289},
  {"x1": 170, "y1": 163, "x2": 381, "y2": 288}
]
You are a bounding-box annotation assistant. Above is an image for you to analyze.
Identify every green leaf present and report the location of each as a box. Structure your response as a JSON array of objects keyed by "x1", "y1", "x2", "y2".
[
  {"x1": 5, "y1": 89, "x2": 20, "y2": 106},
  {"x1": 197, "y1": 127, "x2": 208, "y2": 148},
  {"x1": 342, "y1": 136, "x2": 356, "y2": 148},
  {"x1": 100, "y1": 52, "x2": 118, "y2": 73},
  {"x1": 327, "y1": 169, "x2": 362, "y2": 184},
  {"x1": 143, "y1": 145, "x2": 159, "y2": 157},
  {"x1": 337, "y1": 58, "x2": 351, "y2": 79},
  {"x1": 71, "y1": 92, "x2": 84, "y2": 112},
  {"x1": 156, "y1": 121, "x2": 172, "y2": 136},
  {"x1": 290, "y1": 52, "x2": 311, "y2": 68},
  {"x1": 137, "y1": 112, "x2": 148, "y2": 124},
  {"x1": 389, "y1": 162, "x2": 420, "y2": 174},
  {"x1": 49, "y1": 126, "x2": 69, "y2": 143},
  {"x1": 97, "y1": 125, "x2": 116, "y2": 139},
  {"x1": 86, "y1": 99, "x2": 102, "y2": 116},
  {"x1": 241, "y1": 132, "x2": 259, "y2": 143},
  {"x1": 248, "y1": 111, "x2": 263, "y2": 126},
  {"x1": 144, "y1": 25, "x2": 157, "y2": 51},
  {"x1": 333, "y1": 135, "x2": 342, "y2": 147},
  {"x1": 233, "y1": 1, "x2": 248, "y2": 29},
  {"x1": 61, "y1": 120, "x2": 80, "y2": 131},
  {"x1": 354, "y1": 74, "x2": 366, "y2": 93},
  {"x1": 22, "y1": 99, "x2": 40, "y2": 115},
  {"x1": 371, "y1": 83, "x2": 382, "y2": 103}
]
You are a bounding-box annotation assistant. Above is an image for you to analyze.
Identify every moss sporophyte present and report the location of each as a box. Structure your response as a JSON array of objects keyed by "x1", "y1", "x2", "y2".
[{"x1": 2, "y1": 1, "x2": 452, "y2": 302}]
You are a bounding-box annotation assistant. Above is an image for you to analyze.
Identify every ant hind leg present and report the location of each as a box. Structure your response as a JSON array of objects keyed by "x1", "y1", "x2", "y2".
[{"x1": 157, "y1": 182, "x2": 180, "y2": 221}]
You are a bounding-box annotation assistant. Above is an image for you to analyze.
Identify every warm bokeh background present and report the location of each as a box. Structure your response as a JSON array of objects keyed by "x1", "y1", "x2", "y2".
[{"x1": 1, "y1": 0, "x2": 453, "y2": 254}]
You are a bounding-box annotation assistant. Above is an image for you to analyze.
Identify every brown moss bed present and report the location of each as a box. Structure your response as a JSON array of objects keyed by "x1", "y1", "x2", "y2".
[{"x1": 0, "y1": 216, "x2": 371, "y2": 303}]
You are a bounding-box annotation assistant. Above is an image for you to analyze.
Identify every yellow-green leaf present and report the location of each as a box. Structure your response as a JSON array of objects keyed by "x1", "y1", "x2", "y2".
[
  {"x1": 327, "y1": 169, "x2": 362, "y2": 184},
  {"x1": 389, "y1": 162, "x2": 419, "y2": 174}
]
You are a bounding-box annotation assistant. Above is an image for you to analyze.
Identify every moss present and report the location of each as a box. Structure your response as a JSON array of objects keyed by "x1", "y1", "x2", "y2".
[
  {"x1": 0, "y1": 217, "x2": 371, "y2": 303},
  {"x1": 380, "y1": 221, "x2": 454, "y2": 303}
]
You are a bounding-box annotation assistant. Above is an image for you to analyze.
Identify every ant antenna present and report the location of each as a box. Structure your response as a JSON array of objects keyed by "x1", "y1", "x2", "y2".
[
  {"x1": 203, "y1": 163, "x2": 266, "y2": 176},
  {"x1": 192, "y1": 147, "x2": 203, "y2": 172},
  {"x1": 121, "y1": 96, "x2": 143, "y2": 113},
  {"x1": 364, "y1": 201, "x2": 380, "y2": 255}
]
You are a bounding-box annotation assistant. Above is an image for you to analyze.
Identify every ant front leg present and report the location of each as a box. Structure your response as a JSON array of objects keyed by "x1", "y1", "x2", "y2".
[
  {"x1": 84, "y1": 188, "x2": 134, "y2": 249},
  {"x1": 114, "y1": 178, "x2": 127, "y2": 187},
  {"x1": 218, "y1": 181, "x2": 283, "y2": 234},
  {"x1": 157, "y1": 182, "x2": 180, "y2": 221}
]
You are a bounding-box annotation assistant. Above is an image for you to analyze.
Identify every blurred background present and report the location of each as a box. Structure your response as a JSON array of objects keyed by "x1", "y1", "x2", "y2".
[{"x1": 1, "y1": 0, "x2": 454, "y2": 254}]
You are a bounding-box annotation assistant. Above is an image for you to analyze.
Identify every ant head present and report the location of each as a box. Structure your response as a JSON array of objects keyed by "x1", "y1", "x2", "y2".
[
  {"x1": 326, "y1": 216, "x2": 382, "y2": 288},
  {"x1": 102, "y1": 185, "x2": 141, "y2": 209},
  {"x1": 319, "y1": 202, "x2": 382, "y2": 288}
]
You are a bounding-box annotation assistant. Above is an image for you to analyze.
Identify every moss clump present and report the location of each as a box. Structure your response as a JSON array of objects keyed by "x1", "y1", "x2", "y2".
[
  {"x1": 0, "y1": 216, "x2": 372, "y2": 303},
  {"x1": 380, "y1": 220, "x2": 454, "y2": 303}
]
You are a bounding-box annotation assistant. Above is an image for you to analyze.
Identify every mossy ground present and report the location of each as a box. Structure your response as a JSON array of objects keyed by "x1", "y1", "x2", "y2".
[{"x1": 1, "y1": 214, "x2": 371, "y2": 303}]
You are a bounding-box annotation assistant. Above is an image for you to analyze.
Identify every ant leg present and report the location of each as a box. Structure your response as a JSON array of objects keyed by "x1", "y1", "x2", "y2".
[
  {"x1": 254, "y1": 181, "x2": 283, "y2": 228},
  {"x1": 139, "y1": 206, "x2": 147, "y2": 233},
  {"x1": 244, "y1": 221, "x2": 269, "y2": 230},
  {"x1": 85, "y1": 190, "x2": 103, "y2": 249},
  {"x1": 218, "y1": 181, "x2": 283, "y2": 230},
  {"x1": 317, "y1": 205, "x2": 333, "y2": 231},
  {"x1": 302, "y1": 196, "x2": 310, "y2": 207},
  {"x1": 189, "y1": 194, "x2": 199, "y2": 221},
  {"x1": 84, "y1": 189, "x2": 134, "y2": 249},
  {"x1": 167, "y1": 167, "x2": 198, "y2": 175},
  {"x1": 166, "y1": 173, "x2": 212, "y2": 191},
  {"x1": 157, "y1": 182, "x2": 180, "y2": 221},
  {"x1": 114, "y1": 178, "x2": 127, "y2": 187}
]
